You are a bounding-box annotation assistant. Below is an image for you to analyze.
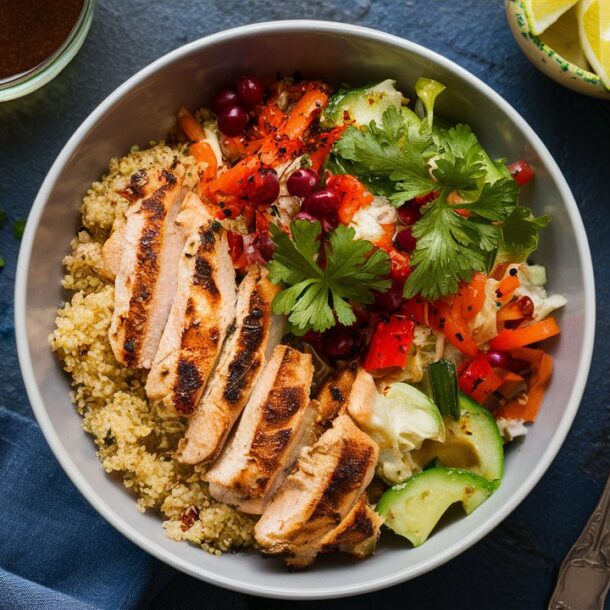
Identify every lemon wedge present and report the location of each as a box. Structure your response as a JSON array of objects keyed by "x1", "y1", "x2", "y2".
[
  {"x1": 578, "y1": 0, "x2": 610, "y2": 88},
  {"x1": 522, "y1": 0, "x2": 581, "y2": 35}
]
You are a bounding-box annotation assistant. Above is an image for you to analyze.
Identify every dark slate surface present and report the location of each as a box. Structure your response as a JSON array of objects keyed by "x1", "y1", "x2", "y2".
[{"x1": 0, "y1": 1, "x2": 608, "y2": 608}]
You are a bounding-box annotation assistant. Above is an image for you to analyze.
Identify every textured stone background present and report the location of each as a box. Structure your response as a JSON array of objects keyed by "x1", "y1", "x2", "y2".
[{"x1": 0, "y1": 1, "x2": 609, "y2": 608}]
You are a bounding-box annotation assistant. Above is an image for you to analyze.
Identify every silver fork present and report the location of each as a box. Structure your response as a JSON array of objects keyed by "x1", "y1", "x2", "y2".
[{"x1": 548, "y1": 475, "x2": 610, "y2": 610}]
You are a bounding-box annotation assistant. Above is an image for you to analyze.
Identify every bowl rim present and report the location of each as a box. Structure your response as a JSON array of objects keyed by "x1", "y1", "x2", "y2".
[{"x1": 14, "y1": 19, "x2": 596, "y2": 599}]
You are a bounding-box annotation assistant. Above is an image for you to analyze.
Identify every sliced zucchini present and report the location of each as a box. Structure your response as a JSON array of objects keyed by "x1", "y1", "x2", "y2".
[
  {"x1": 377, "y1": 467, "x2": 495, "y2": 546},
  {"x1": 321, "y1": 79, "x2": 403, "y2": 128},
  {"x1": 412, "y1": 393, "x2": 503, "y2": 485}
]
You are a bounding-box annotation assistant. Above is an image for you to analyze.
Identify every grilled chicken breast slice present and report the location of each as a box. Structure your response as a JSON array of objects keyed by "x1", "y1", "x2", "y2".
[
  {"x1": 319, "y1": 495, "x2": 383, "y2": 561},
  {"x1": 313, "y1": 364, "x2": 358, "y2": 437},
  {"x1": 205, "y1": 345, "x2": 315, "y2": 514},
  {"x1": 108, "y1": 167, "x2": 188, "y2": 369},
  {"x1": 100, "y1": 168, "x2": 168, "y2": 281},
  {"x1": 145, "y1": 193, "x2": 236, "y2": 414},
  {"x1": 254, "y1": 413, "x2": 378, "y2": 567},
  {"x1": 179, "y1": 266, "x2": 283, "y2": 464}
]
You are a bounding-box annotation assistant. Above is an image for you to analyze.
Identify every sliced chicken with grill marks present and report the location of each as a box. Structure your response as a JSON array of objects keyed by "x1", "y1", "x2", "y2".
[
  {"x1": 145, "y1": 193, "x2": 236, "y2": 414},
  {"x1": 205, "y1": 345, "x2": 315, "y2": 514},
  {"x1": 108, "y1": 166, "x2": 188, "y2": 369},
  {"x1": 100, "y1": 168, "x2": 164, "y2": 281},
  {"x1": 313, "y1": 364, "x2": 358, "y2": 437},
  {"x1": 254, "y1": 413, "x2": 379, "y2": 568},
  {"x1": 178, "y1": 266, "x2": 283, "y2": 464},
  {"x1": 319, "y1": 494, "x2": 383, "y2": 560}
]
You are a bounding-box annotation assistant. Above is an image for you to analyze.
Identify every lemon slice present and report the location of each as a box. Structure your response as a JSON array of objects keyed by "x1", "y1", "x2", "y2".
[
  {"x1": 579, "y1": 0, "x2": 610, "y2": 88},
  {"x1": 522, "y1": 0, "x2": 581, "y2": 35}
]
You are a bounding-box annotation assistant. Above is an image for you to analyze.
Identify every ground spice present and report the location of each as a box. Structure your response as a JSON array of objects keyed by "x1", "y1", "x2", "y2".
[{"x1": 0, "y1": 0, "x2": 84, "y2": 81}]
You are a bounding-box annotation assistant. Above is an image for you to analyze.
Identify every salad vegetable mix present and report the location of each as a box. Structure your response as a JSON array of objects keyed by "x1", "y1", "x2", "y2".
[{"x1": 176, "y1": 73, "x2": 566, "y2": 547}]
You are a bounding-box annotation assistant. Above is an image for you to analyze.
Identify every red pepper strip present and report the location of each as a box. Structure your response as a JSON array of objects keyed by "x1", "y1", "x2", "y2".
[
  {"x1": 458, "y1": 357, "x2": 503, "y2": 405},
  {"x1": 490, "y1": 317, "x2": 560, "y2": 351},
  {"x1": 227, "y1": 231, "x2": 247, "y2": 271},
  {"x1": 496, "y1": 348, "x2": 553, "y2": 422},
  {"x1": 388, "y1": 248, "x2": 412, "y2": 284},
  {"x1": 363, "y1": 316, "x2": 415, "y2": 372}
]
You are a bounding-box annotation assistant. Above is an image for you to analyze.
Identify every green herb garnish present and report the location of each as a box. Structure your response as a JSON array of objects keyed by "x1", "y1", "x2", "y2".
[
  {"x1": 267, "y1": 220, "x2": 391, "y2": 334},
  {"x1": 329, "y1": 77, "x2": 550, "y2": 301},
  {"x1": 428, "y1": 359, "x2": 460, "y2": 420}
]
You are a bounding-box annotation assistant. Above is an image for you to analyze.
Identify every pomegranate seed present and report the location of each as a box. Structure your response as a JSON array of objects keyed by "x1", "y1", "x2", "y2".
[
  {"x1": 245, "y1": 168, "x2": 280, "y2": 205},
  {"x1": 217, "y1": 105, "x2": 249, "y2": 136},
  {"x1": 508, "y1": 160, "x2": 534, "y2": 187},
  {"x1": 516, "y1": 295, "x2": 534, "y2": 318},
  {"x1": 373, "y1": 285, "x2": 403, "y2": 312},
  {"x1": 486, "y1": 350, "x2": 512, "y2": 368},
  {"x1": 394, "y1": 227, "x2": 417, "y2": 252},
  {"x1": 287, "y1": 168, "x2": 319, "y2": 197},
  {"x1": 236, "y1": 75, "x2": 264, "y2": 108},
  {"x1": 303, "y1": 188, "x2": 340, "y2": 218},
  {"x1": 212, "y1": 87, "x2": 239, "y2": 114},
  {"x1": 397, "y1": 202, "x2": 421, "y2": 225},
  {"x1": 322, "y1": 325, "x2": 356, "y2": 358}
]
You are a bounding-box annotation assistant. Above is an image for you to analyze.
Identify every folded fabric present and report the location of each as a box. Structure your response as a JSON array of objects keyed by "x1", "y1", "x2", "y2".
[{"x1": 0, "y1": 405, "x2": 173, "y2": 610}]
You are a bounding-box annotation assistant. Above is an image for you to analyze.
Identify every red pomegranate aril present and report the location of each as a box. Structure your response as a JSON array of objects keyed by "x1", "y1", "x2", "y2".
[
  {"x1": 212, "y1": 87, "x2": 239, "y2": 114},
  {"x1": 486, "y1": 350, "x2": 512, "y2": 369},
  {"x1": 508, "y1": 160, "x2": 535, "y2": 187},
  {"x1": 236, "y1": 74, "x2": 264, "y2": 108},
  {"x1": 516, "y1": 295, "x2": 534, "y2": 318},
  {"x1": 303, "y1": 188, "x2": 340, "y2": 218},
  {"x1": 287, "y1": 168, "x2": 319, "y2": 197},
  {"x1": 394, "y1": 227, "x2": 417, "y2": 252},
  {"x1": 257, "y1": 233, "x2": 275, "y2": 261},
  {"x1": 321, "y1": 212, "x2": 339, "y2": 232},
  {"x1": 245, "y1": 168, "x2": 280, "y2": 205},
  {"x1": 322, "y1": 326, "x2": 356, "y2": 358},
  {"x1": 397, "y1": 202, "x2": 421, "y2": 226},
  {"x1": 373, "y1": 285, "x2": 403, "y2": 312},
  {"x1": 217, "y1": 105, "x2": 249, "y2": 136}
]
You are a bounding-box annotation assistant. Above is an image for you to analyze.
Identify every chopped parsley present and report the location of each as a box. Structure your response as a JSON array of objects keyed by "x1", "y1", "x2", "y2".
[
  {"x1": 267, "y1": 220, "x2": 391, "y2": 334},
  {"x1": 328, "y1": 78, "x2": 549, "y2": 301}
]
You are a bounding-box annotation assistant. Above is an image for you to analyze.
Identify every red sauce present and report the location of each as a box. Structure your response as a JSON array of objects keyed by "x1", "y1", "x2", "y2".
[{"x1": 0, "y1": 0, "x2": 85, "y2": 81}]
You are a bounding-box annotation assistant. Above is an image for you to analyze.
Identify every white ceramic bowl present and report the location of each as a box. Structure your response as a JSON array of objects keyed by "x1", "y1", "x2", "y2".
[{"x1": 15, "y1": 21, "x2": 595, "y2": 599}]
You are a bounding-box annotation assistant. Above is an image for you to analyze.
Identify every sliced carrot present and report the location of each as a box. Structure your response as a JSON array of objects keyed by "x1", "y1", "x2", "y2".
[
  {"x1": 497, "y1": 299, "x2": 526, "y2": 323},
  {"x1": 375, "y1": 224, "x2": 396, "y2": 250},
  {"x1": 308, "y1": 125, "x2": 347, "y2": 172},
  {"x1": 188, "y1": 141, "x2": 218, "y2": 181},
  {"x1": 490, "y1": 317, "x2": 560, "y2": 351},
  {"x1": 281, "y1": 89, "x2": 328, "y2": 139},
  {"x1": 327, "y1": 174, "x2": 374, "y2": 225},
  {"x1": 455, "y1": 272, "x2": 487, "y2": 321},
  {"x1": 177, "y1": 106, "x2": 206, "y2": 142},
  {"x1": 497, "y1": 352, "x2": 553, "y2": 422},
  {"x1": 496, "y1": 274, "x2": 520, "y2": 305}
]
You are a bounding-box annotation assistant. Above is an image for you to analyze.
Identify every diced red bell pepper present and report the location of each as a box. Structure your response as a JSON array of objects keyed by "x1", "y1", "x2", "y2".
[
  {"x1": 458, "y1": 357, "x2": 503, "y2": 405},
  {"x1": 363, "y1": 316, "x2": 415, "y2": 372}
]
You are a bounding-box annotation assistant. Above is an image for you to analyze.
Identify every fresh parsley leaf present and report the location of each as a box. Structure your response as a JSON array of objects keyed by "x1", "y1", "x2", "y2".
[
  {"x1": 267, "y1": 220, "x2": 391, "y2": 333},
  {"x1": 497, "y1": 207, "x2": 551, "y2": 263},
  {"x1": 405, "y1": 189, "x2": 489, "y2": 299},
  {"x1": 13, "y1": 219, "x2": 25, "y2": 240},
  {"x1": 331, "y1": 106, "x2": 437, "y2": 202}
]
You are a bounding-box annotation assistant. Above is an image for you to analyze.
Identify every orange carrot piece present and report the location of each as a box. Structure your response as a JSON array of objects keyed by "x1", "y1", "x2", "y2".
[
  {"x1": 457, "y1": 272, "x2": 487, "y2": 321},
  {"x1": 189, "y1": 142, "x2": 218, "y2": 181},
  {"x1": 490, "y1": 317, "x2": 560, "y2": 351},
  {"x1": 177, "y1": 106, "x2": 206, "y2": 142},
  {"x1": 496, "y1": 274, "x2": 520, "y2": 305},
  {"x1": 281, "y1": 89, "x2": 328, "y2": 139}
]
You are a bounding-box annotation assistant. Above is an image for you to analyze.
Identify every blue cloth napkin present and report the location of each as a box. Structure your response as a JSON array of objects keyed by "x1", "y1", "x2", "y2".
[{"x1": 0, "y1": 405, "x2": 173, "y2": 610}]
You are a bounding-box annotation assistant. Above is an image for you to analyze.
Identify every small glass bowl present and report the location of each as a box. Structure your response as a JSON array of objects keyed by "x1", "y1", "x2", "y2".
[{"x1": 0, "y1": 0, "x2": 96, "y2": 103}]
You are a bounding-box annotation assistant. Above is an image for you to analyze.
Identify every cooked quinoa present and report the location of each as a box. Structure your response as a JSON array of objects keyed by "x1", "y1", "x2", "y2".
[{"x1": 50, "y1": 143, "x2": 256, "y2": 554}]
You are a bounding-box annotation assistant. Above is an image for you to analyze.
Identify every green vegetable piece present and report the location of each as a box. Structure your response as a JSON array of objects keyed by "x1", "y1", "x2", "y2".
[
  {"x1": 377, "y1": 466, "x2": 495, "y2": 546},
  {"x1": 429, "y1": 359, "x2": 460, "y2": 420},
  {"x1": 414, "y1": 77, "x2": 446, "y2": 129},
  {"x1": 321, "y1": 79, "x2": 403, "y2": 128},
  {"x1": 412, "y1": 393, "x2": 504, "y2": 485},
  {"x1": 267, "y1": 220, "x2": 391, "y2": 334}
]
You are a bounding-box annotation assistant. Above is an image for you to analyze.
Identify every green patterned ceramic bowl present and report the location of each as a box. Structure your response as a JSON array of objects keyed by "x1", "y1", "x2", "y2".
[{"x1": 506, "y1": 0, "x2": 610, "y2": 99}]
